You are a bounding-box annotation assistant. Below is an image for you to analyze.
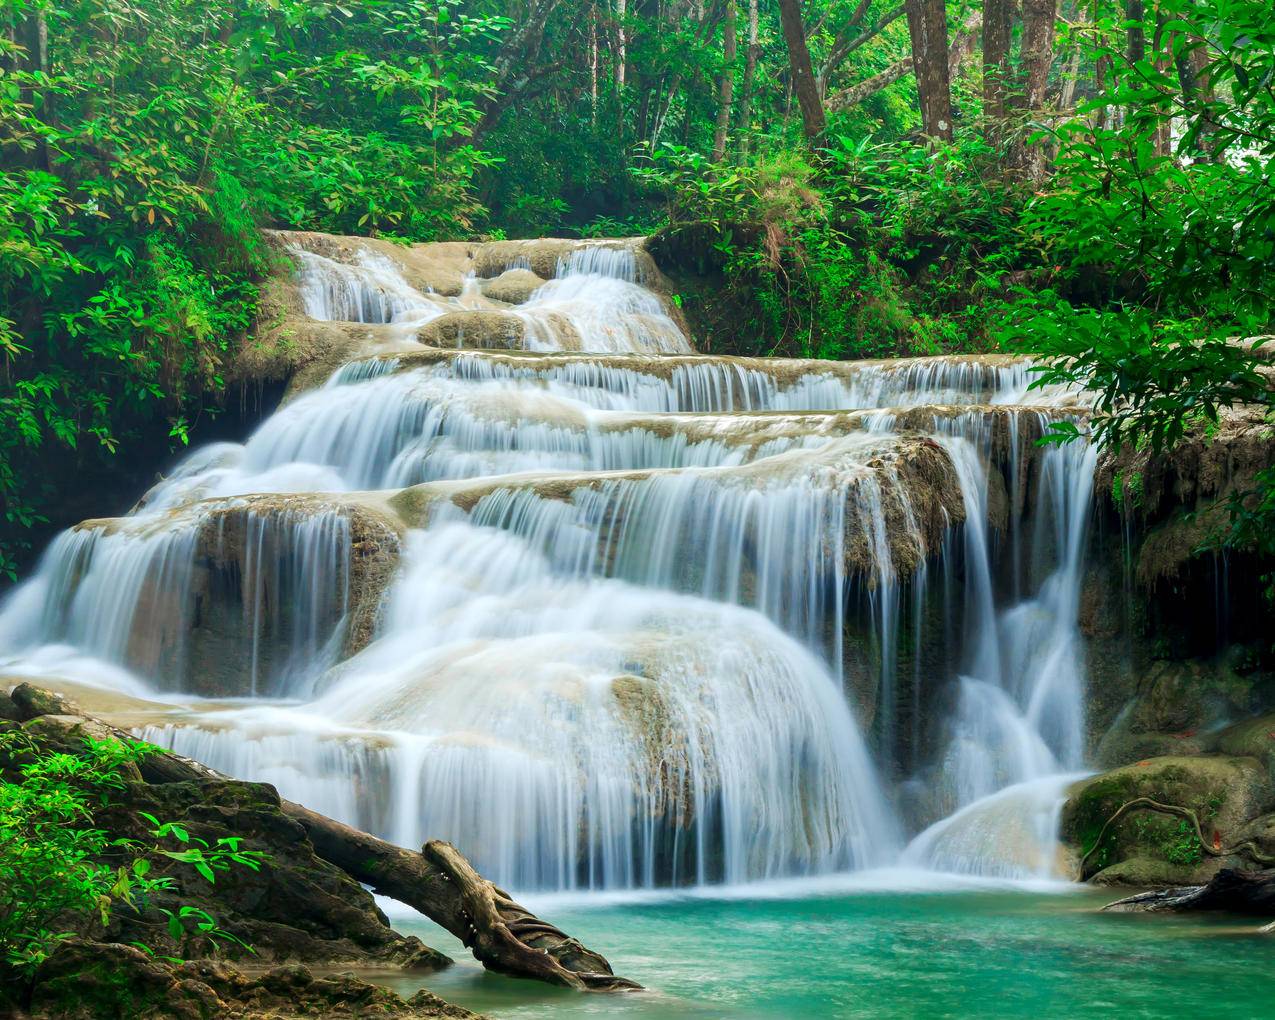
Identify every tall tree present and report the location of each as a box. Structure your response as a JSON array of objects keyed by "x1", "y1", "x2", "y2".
[
  {"x1": 712, "y1": 0, "x2": 738, "y2": 161},
  {"x1": 982, "y1": 0, "x2": 1013, "y2": 124},
  {"x1": 738, "y1": 0, "x2": 759, "y2": 157},
  {"x1": 904, "y1": 0, "x2": 953, "y2": 140},
  {"x1": 777, "y1": 0, "x2": 826, "y2": 140},
  {"x1": 615, "y1": 0, "x2": 627, "y2": 92},
  {"x1": 1019, "y1": 0, "x2": 1060, "y2": 111},
  {"x1": 1011, "y1": 0, "x2": 1060, "y2": 174}
]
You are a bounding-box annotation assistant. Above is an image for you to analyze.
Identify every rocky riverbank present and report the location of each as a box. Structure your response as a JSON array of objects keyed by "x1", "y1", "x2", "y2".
[{"x1": 0, "y1": 682, "x2": 632, "y2": 1019}]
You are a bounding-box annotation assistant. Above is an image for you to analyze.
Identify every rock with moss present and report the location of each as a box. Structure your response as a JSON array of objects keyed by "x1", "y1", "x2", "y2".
[
  {"x1": 17, "y1": 941, "x2": 480, "y2": 1020},
  {"x1": 1213, "y1": 713, "x2": 1275, "y2": 780},
  {"x1": 1093, "y1": 659, "x2": 1259, "y2": 768},
  {"x1": 1061, "y1": 754, "x2": 1275, "y2": 884}
]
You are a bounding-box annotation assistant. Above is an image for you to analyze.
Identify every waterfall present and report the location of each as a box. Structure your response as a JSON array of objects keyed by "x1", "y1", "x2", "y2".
[{"x1": 0, "y1": 232, "x2": 1095, "y2": 891}]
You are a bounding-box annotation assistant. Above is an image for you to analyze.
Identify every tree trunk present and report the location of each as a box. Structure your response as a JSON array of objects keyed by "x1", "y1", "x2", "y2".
[
  {"x1": 1008, "y1": 0, "x2": 1059, "y2": 175},
  {"x1": 281, "y1": 802, "x2": 640, "y2": 991},
  {"x1": 825, "y1": 13, "x2": 976, "y2": 116},
  {"x1": 826, "y1": 57, "x2": 914, "y2": 113},
  {"x1": 712, "y1": 0, "x2": 737, "y2": 161},
  {"x1": 13, "y1": 10, "x2": 50, "y2": 170},
  {"x1": 1058, "y1": 38, "x2": 1082, "y2": 112},
  {"x1": 1176, "y1": 34, "x2": 1218, "y2": 157},
  {"x1": 982, "y1": 0, "x2": 1012, "y2": 123},
  {"x1": 1126, "y1": 0, "x2": 1145, "y2": 64},
  {"x1": 777, "y1": 0, "x2": 825, "y2": 140},
  {"x1": 738, "y1": 0, "x2": 758, "y2": 157},
  {"x1": 904, "y1": 0, "x2": 953, "y2": 141},
  {"x1": 1104, "y1": 869, "x2": 1275, "y2": 916},
  {"x1": 1018, "y1": 0, "x2": 1059, "y2": 112},
  {"x1": 615, "y1": 0, "x2": 627, "y2": 90},
  {"x1": 590, "y1": 5, "x2": 599, "y2": 126}
]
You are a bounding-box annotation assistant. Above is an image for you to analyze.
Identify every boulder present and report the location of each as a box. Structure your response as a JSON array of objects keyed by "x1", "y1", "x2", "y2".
[
  {"x1": 416, "y1": 310, "x2": 531, "y2": 350},
  {"x1": 9, "y1": 682, "x2": 72, "y2": 721},
  {"x1": 22, "y1": 941, "x2": 479, "y2": 1020},
  {"x1": 1061, "y1": 754, "x2": 1275, "y2": 884},
  {"x1": 1214, "y1": 712, "x2": 1275, "y2": 780},
  {"x1": 479, "y1": 267, "x2": 547, "y2": 305},
  {"x1": 1093, "y1": 659, "x2": 1259, "y2": 769}
]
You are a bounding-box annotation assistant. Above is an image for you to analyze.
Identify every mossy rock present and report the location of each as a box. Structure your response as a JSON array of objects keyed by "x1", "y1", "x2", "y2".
[
  {"x1": 1233, "y1": 812, "x2": 1275, "y2": 861},
  {"x1": 21, "y1": 941, "x2": 479, "y2": 1020},
  {"x1": 1093, "y1": 659, "x2": 1258, "y2": 769},
  {"x1": 1061, "y1": 755, "x2": 1275, "y2": 884},
  {"x1": 1214, "y1": 713, "x2": 1275, "y2": 780},
  {"x1": 1086, "y1": 855, "x2": 1208, "y2": 888}
]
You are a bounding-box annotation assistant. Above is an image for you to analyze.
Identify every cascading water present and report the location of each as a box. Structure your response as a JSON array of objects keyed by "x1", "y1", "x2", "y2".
[{"x1": 0, "y1": 233, "x2": 1095, "y2": 892}]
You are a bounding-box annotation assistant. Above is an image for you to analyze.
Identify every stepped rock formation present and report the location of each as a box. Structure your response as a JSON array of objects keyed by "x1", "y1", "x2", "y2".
[{"x1": 5, "y1": 228, "x2": 1273, "y2": 904}]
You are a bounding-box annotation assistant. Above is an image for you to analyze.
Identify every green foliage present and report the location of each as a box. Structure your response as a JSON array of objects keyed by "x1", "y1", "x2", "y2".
[
  {"x1": 0, "y1": 730, "x2": 265, "y2": 974},
  {"x1": 995, "y1": 0, "x2": 1275, "y2": 594},
  {"x1": 0, "y1": 0, "x2": 508, "y2": 574},
  {"x1": 635, "y1": 131, "x2": 1030, "y2": 359}
]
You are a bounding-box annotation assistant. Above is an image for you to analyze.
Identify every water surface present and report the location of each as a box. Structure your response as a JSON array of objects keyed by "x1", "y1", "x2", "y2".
[{"x1": 378, "y1": 881, "x2": 1274, "y2": 1019}]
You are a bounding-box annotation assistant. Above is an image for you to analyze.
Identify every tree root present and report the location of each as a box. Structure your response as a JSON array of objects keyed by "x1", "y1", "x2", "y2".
[
  {"x1": 1081, "y1": 796, "x2": 1275, "y2": 870},
  {"x1": 280, "y1": 804, "x2": 639, "y2": 990}
]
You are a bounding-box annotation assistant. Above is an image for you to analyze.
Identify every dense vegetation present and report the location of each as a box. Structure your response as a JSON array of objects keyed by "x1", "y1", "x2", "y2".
[
  {"x1": 0, "y1": 726, "x2": 264, "y2": 987},
  {"x1": 1, "y1": 0, "x2": 1272, "y2": 576}
]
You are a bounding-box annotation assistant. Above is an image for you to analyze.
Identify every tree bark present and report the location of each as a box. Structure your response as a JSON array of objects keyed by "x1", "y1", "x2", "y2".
[
  {"x1": 982, "y1": 0, "x2": 1012, "y2": 123},
  {"x1": 777, "y1": 0, "x2": 826, "y2": 140},
  {"x1": 904, "y1": 0, "x2": 953, "y2": 141},
  {"x1": 738, "y1": 0, "x2": 759, "y2": 157},
  {"x1": 712, "y1": 0, "x2": 737, "y2": 161},
  {"x1": 1018, "y1": 0, "x2": 1060, "y2": 112},
  {"x1": 281, "y1": 802, "x2": 640, "y2": 991},
  {"x1": 1008, "y1": 0, "x2": 1060, "y2": 175}
]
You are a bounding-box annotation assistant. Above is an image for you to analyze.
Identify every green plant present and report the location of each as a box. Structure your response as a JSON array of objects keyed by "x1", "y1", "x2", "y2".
[{"x1": 0, "y1": 731, "x2": 265, "y2": 974}]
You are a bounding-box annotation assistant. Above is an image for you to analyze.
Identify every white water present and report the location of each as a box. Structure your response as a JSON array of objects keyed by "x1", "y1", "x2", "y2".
[{"x1": 0, "y1": 236, "x2": 1094, "y2": 891}]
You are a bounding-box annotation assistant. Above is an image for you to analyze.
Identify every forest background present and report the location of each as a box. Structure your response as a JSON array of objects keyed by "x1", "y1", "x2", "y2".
[{"x1": 1, "y1": 0, "x2": 1272, "y2": 578}]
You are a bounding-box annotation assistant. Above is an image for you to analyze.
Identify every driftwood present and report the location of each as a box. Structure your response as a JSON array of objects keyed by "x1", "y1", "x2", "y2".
[
  {"x1": 281, "y1": 800, "x2": 638, "y2": 990},
  {"x1": 1104, "y1": 868, "x2": 1275, "y2": 917},
  {"x1": 7, "y1": 683, "x2": 638, "y2": 992}
]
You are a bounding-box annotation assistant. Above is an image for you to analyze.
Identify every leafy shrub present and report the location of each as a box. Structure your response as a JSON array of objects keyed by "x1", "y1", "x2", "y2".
[{"x1": 0, "y1": 730, "x2": 265, "y2": 975}]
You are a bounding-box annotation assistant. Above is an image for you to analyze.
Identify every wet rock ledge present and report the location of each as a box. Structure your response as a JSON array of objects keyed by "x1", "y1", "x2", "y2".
[{"x1": 0, "y1": 682, "x2": 636, "y2": 1019}]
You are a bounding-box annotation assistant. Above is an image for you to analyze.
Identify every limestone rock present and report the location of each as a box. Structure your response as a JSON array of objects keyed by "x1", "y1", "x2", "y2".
[
  {"x1": 416, "y1": 310, "x2": 532, "y2": 351},
  {"x1": 479, "y1": 267, "x2": 547, "y2": 304},
  {"x1": 1214, "y1": 713, "x2": 1275, "y2": 780},
  {"x1": 1061, "y1": 754, "x2": 1275, "y2": 884},
  {"x1": 1093, "y1": 659, "x2": 1260, "y2": 769}
]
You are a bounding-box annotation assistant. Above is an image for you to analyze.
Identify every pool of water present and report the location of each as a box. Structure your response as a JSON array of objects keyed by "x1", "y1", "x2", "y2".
[{"x1": 370, "y1": 874, "x2": 1274, "y2": 1019}]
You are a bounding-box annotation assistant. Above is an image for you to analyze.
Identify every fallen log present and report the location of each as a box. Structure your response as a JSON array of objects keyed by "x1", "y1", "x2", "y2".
[
  {"x1": 1104, "y1": 867, "x2": 1275, "y2": 916},
  {"x1": 281, "y1": 800, "x2": 639, "y2": 990}
]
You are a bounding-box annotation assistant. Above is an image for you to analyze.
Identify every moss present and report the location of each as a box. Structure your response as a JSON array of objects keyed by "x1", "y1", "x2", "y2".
[{"x1": 1061, "y1": 755, "x2": 1275, "y2": 884}]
